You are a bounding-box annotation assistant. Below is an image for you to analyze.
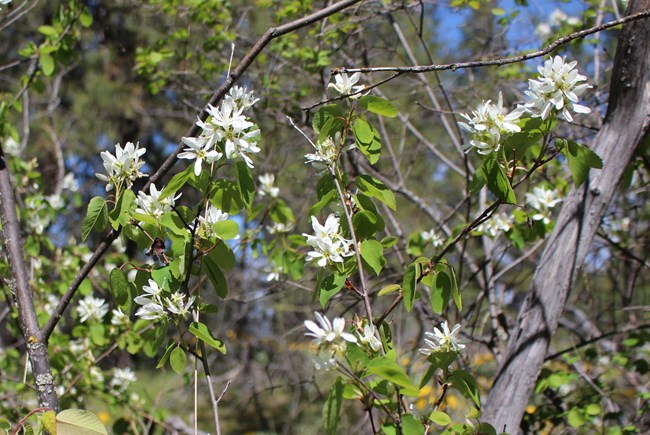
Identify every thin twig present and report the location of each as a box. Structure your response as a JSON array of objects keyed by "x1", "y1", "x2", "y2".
[{"x1": 336, "y1": 10, "x2": 650, "y2": 74}]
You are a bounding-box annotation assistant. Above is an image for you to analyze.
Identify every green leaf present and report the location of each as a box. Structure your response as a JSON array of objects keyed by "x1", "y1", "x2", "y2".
[
  {"x1": 562, "y1": 139, "x2": 603, "y2": 187},
  {"x1": 567, "y1": 407, "x2": 586, "y2": 428},
  {"x1": 40, "y1": 53, "x2": 55, "y2": 76},
  {"x1": 355, "y1": 121, "x2": 382, "y2": 164},
  {"x1": 156, "y1": 341, "x2": 175, "y2": 369},
  {"x1": 109, "y1": 189, "x2": 135, "y2": 230},
  {"x1": 161, "y1": 165, "x2": 193, "y2": 200},
  {"x1": 359, "y1": 95, "x2": 398, "y2": 117},
  {"x1": 355, "y1": 175, "x2": 396, "y2": 210},
  {"x1": 352, "y1": 209, "x2": 382, "y2": 239},
  {"x1": 366, "y1": 357, "x2": 418, "y2": 396},
  {"x1": 401, "y1": 414, "x2": 425, "y2": 434},
  {"x1": 323, "y1": 378, "x2": 344, "y2": 435},
  {"x1": 204, "y1": 254, "x2": 228, "y2": 298},
  {"x1": 312, "y1": 104, "x2": 345, "y2": 134},
  {"x1": 80, "y1": 8, "x2": 94, "y2": 27},
  {"x1": 402, "y1": 263, "x2": 417, "y2": 312},
  {"x1": 430, "y1": 271, "x2": 451, "y2": 314},
  {"x1": 81, "y1": 196, "x2": 108, "y2": 242},
  {"x1": 360, "y1": 239, "x2": 385, "y2": 275},
  {"x1": 319, "y1": 273, "x2": 347, "y2": 308},
  {"x1": 235, "y1": 161, "x2": 255, "y2": 212},
  {"x1": 169, "y1": 346, "x2": 187, "y2": 374},
  {"x1": 210, "y1": 179, "x2": 244, "y2": 213},
  {"x1": 209, "y1": 242, "x2": 236, "y2": 270},
  {"x1": 419, "y1": 352, "x2": 458, "y2": 389},
  {"x1": 447, "y1": 369, "x2": 480, "y2": 407},
  {"x1": 483, "y1": 157, "x2": 516, "y2": 203},
  {"x1": 429, "y1": 410, "x2": 452, "y2": 426},
  {"x1": 469, "y1": 167, "x2": 487, "y2": 195},
  {"x1": 212, "y1": 220, "x2": 239, "y2": 240},
  {"x1": 353, "y1": 118, "x2": 374, "y2": 143},
  {"x1": 38, "y1": 25, "x2": 58, "y2": 36},
  {"x1": 56, "y1": 409, "x2": 108, "y2": 435},
  {"x1": 189, "y1": 322, "x2": 226, "y2": 353},
  {"x1": 378, "y1": 283, "x2": 400, "y2": 296},
  {"x1": 109, "y1": 268, "x2": 129, "y2": 308}
]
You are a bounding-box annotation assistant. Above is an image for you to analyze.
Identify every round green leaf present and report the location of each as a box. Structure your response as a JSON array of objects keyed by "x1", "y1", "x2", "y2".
[
  {"x1": 169, "y1": 346, "x2": 187, "y2": 374},
  {"x1": 56, "y1": 409, "x2": 108, "y2": 435},
  {"x1": 429, "y1": 410, "x2": 451, "y2": 426}
]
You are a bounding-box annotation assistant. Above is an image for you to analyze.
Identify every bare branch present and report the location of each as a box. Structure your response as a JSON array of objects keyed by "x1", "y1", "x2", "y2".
[{"x1": 335, "y1": 9, "x2": 650, "y2": 75}]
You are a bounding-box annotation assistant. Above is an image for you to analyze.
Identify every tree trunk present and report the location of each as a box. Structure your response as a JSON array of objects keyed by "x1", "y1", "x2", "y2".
[{"x1": 482, "y1": 0, "x2": 650, "y2": 432}]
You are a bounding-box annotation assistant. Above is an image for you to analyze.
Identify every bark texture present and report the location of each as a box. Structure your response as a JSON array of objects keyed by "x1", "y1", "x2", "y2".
[
  {"x1": 0, "y1": 144, "x2": 59, "y2": 411},
  {"x1": 483, "y1": 0, "x2": 650, "y2": 432}
]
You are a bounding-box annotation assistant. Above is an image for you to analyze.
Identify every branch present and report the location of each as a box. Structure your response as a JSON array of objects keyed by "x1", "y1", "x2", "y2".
[
  {"x1": 335, "y1": 9, "x2": 650, "y2": 75},
  {"x1": 0, "y1": 143, "x2": 58, "y2": 411},
  {"x1": 42, "y1": 0, "x2": 364, "y2": 340}
]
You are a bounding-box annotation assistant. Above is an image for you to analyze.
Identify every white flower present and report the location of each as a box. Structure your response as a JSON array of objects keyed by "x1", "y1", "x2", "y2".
[
  {"x1": 312, "y1": 355, "x2": 337, "y2": 371},
  {"x1": 419, "y1": 321, "x2": 465, "y2": 355},
  {"x1": 95, "y1": 142, "x2": 147, "y2": 192},
  {"x1": 258, "y1": 173, "x2": 280, "y2": 198},
  {"x1": 194, "y1": 205, "x2": 229, "y2": 237},
  {"x1": 421, "y1": 229, "x2": 444, "y2": 247},
  {"x1": 134, "y1": 279, "x2": 163, "y2": 306},
  {"x1": 76, "y1": 295, "x2": 108, "y2": 323},
  {"x1": 305, "y1": 135, "x2": 339, "y2": 169},
  {"x1": 459, "y1": 92, "x2": 524, "y2": 155},
  {"x1": 164, "y1": 292, "x2": 195, "y2": 317},
  {"x1": 207, "y1": 99, "x2": 261, "y2": 168},
  {"x1": 304, "y1": 312, "x2": 357, "y2": 347},
  {"x1": 62, "y1": 173, "x2": 79, "y2": 192},
  {"x1": 110, "y1": 307, "x2": 129, "y2": 327},
  {"x1": 226, "y1": 86, "x2": 260, "y2": 110},
  {"x1": 135, "y1": 183, "x2": 181, "y2": 219},
  {"x1": 135, "y1": 303, "x2": 166, "y2": 321},
  {"x1": 525, "y1": 186, "x2": 562, "y2": 224},
  {"x1": 476, "y1": 212, "x2": 514, "y2": 237},
  {"x1": 358, "y1": 324, "x2": 382, "y2": 352},
  {"x1": 303, "y1": 214, "x2": 353, "y2": 267},
  {"x1": 523, "y1": 56, "x2": 592, "y2": 122},
  {"x1": 89, "y1": 366, "x2": 104, "y2": 383},
  {"x1": 110, "y1": 367, "x2": 136, "y2": 393},
  {"x1": 134, "y1": 279, "x2": 167, "y2": 321},
  {"x1": 178, "y1": 136, "x2": 223, "y2": 176},
  {"x1": 3, "y1": 136, "x2": 21, "y2": 156},
  {"x1": 328, "y1": 72, "x2": 366, "y2": 98},
  {"x1": 268, "y1": 222, "x2": 294, "y2": 234}
]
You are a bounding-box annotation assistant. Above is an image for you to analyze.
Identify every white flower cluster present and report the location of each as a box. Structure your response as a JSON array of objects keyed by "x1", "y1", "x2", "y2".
[
  {"x1": 110, "y1": 367, "x2": 136, "y2": 394},
  {"x1": 460, "y1": 57, "x2": 591, "y2": 155},
  {"x1": 419, "y1": 320, "x2": 465, "y2": 355},
  {"x1": 459, "y1": 92, "x2": 524, "y2": 155},
  {"x1": 305, "y1": 134, "x2": 340, "y2": 169},
  {"x1": 193, "y1": 204, "x2": 230, "y2": 238},
  {"x1": 134, "y1": 279, "x2": 195, "y2": 321},
  {"x1": 525, "y1": 186, "x2": 562, "y2": 224},
  {"x1": 421, "y1": 229, "x2": 445, "y2": 247},
  {"x1": 257, "y1": 173, "x2": 279, "y2": 198},
  {"x1": 180, "y1": 86, "x2": 260, "y2": 174},
  {"x1": 536, "y1": 9, "x2": 581, "y2": 39},
  {"x1": 135, "y1": 183, "x2": 181, "y2": 219},
  {"x1": 523, "y1": 56, "x2": 591, "y2": 122},
  {"x1": 328, "y1": 72, "x2": 366, "y2": 98},
  {"x1": 76, "y1": 295, "x2": 109, "y2": 323},
  {"x1": 476, "y1": 212, "x2": 514, "y2": 238},
  {"x1": 303, "y1": 214, "x2": 354, "y2": 267},
  {"x1": 305, "y1": 312, "x2": 357, "y2": 351},
  {"x1": 95, "y1": 142, "x2": 147, "y2": 192}
]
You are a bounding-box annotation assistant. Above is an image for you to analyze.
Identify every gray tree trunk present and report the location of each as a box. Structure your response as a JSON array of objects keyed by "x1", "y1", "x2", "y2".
[{"x1": 482, "y1": 0, "x2": 650, "y2": 432}]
